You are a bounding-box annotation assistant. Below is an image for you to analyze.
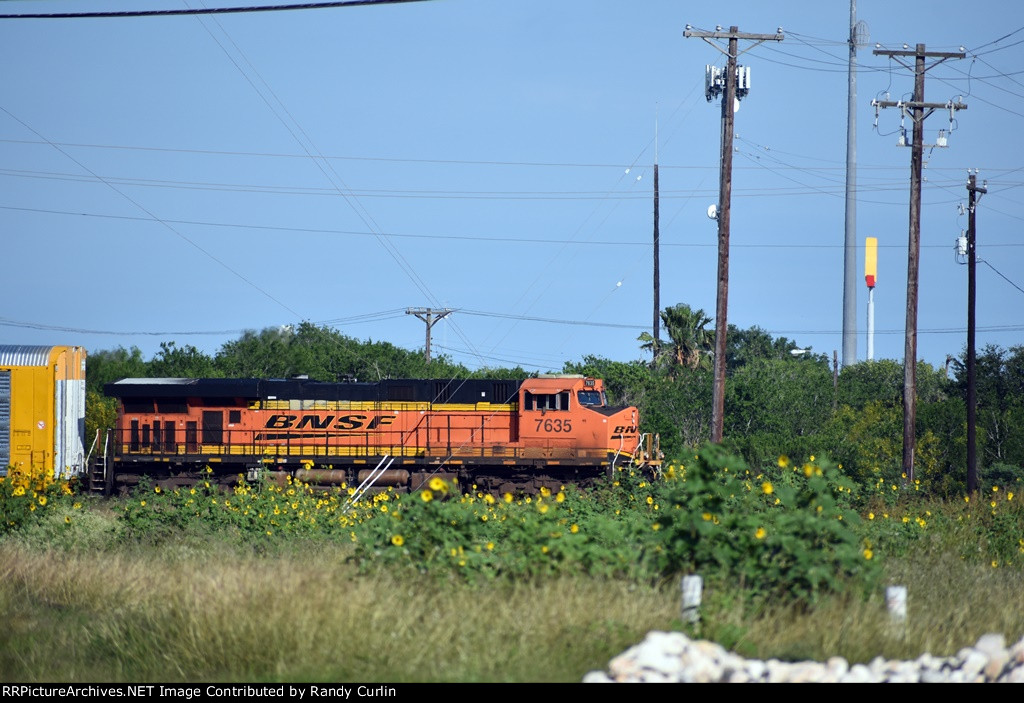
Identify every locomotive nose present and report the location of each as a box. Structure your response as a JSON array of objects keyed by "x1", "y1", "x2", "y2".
[{"x1": 608, "y1": 408, "x2": 640, "y2": 447}]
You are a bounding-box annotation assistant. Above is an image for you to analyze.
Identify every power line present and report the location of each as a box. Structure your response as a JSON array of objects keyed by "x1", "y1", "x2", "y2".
[
  {"x1": 6, "y1": 137, "x2": 1021, "y2": 175},
  {"x1": 981, "y1": 260, "x2": 1024, "y2": 296},
  {"x1": 8, "y1": 203, "x2": 1024, "y2": 248},
  {"x1": 4, "y1": 310, "x2": 1020, "y2": 339},
  {"x1": 0, "y1": 165, "x2": 944, "y2": 199},
  {"x1": 0, "y1": 138, "x2": 696, "y2": 169},
  {"x1": 0, "y1": 309, "x2": 407, "y2": 336},
  {"x1": 6, "y1": 165, "x2": 994, "y2": 203},
  {"x1": 967, "y1": 25, "x2": 1024, "y2": 54},
  {"x1": 0, "y1": 106, "x2": 302, "y2": 318},
  {"x1": 0, "y1": 0, "x2": 433, "y2": 20}
]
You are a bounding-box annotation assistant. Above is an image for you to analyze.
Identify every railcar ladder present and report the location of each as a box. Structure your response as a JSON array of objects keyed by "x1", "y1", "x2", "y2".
[{"x1": 85, "y1": 429, "x2": 111, "y2": 495}]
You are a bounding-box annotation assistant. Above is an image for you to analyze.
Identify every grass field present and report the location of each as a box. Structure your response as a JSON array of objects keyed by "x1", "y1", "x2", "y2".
[
  {"x1": 1, "y1": 517, "x2": 1021, "y2": 682},
  {"x1": 2, "y1": 451, "x2": 1023, "y2": 683}
]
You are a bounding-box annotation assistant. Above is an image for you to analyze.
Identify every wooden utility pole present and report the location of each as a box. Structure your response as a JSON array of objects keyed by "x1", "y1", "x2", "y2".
[
  {"x1": 406, "y1": 307, "x2": 453, "y2": 364},
  {"x1": 966, "y1": 172, "x2": 986, "y2": 495},
  {"x1": 684, "y1": 24, "x2": 784, "y2": 443},
  {"x1": 871, "y1": 43, "x2": 965, "y2": 483}
]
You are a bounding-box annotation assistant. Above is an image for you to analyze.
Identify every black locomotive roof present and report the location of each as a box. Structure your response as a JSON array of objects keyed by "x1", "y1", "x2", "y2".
[{"x1": 105, "y1": 377, "x2": 524, "y2": 404}]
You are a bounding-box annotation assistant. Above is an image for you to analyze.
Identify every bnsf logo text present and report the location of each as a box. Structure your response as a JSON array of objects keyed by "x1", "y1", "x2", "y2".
[
  {"x1": 613, "y1": 425, "x2": 638, "y2": 434},
  {"x1": 264, "y1": 414, "x2": 397, "y2": 430}
]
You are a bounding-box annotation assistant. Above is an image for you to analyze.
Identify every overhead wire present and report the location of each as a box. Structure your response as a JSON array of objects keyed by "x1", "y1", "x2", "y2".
[
  {"x1": 12, "y1": 202, "x2": 1024, "y2": 247},
  {"x1": 8, "y1": 136, "x2": 1019, "y2": 175},
  {"x1": 5, "y1": 308, "x2": 1020, "y2": 342},
  {"x1": 188, "y1": 1, "x2": 493, "y2": 372},
  {"x1": 10, "y1": 162, "x2": 981, "y2": 198},
  {"x1": 0, "y1": 0, "x2": 435, "y2": 20},
  {"x1": 183, "y1": 0, "x2": 524, "y2": 485},
  {"x1": 8, "y1": 16, "x2": 1024, "y2": 370},
  {"x1": 981, "y1": 261, "x2": 1024, "y2": 297},
  {"x1": 0, "y1": 106, "x2": 303, "y2": 318}
]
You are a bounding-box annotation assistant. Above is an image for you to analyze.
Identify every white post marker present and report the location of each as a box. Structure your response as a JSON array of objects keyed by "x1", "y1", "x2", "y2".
[
  {"x1": 681, "y1": 574, "x2": 703, "y2": 624},
  {"x1": 886, "y1": 585, "x2": 908, "y2": 634}
]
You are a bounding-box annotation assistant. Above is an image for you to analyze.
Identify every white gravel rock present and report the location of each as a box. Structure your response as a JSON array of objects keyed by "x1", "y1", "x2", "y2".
[{"x1": 586, "y1": 631, "x2": 1024, "y2": 683}]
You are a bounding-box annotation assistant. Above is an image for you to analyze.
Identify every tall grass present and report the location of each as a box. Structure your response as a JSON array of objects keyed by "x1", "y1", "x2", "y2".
[
  {"x1": 1, "y1": 533, "x2": 1021, "y2": 682},
  {"x1": 703, "y1": 556, "x2": 1024, "y2": 664},
  {"x1": 0, "y1": 538, "x2": 677, "y2": 682}
]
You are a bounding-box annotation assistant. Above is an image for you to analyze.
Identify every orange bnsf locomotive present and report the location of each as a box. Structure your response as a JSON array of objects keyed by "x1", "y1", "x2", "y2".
[{"x1": 99, "y1": 374, "x2": 660, "y2": 494}]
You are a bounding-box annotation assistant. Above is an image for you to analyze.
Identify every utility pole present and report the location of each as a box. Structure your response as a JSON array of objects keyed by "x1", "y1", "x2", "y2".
[
  {"x1": 653, "y1": 115, "x2": 661, "y2": 350},
  {"x1": 405, "y1": 307, "x2": 453, "y2": 364},
  {"x1": 965, "y1": 172, "x2": 987, "y2": 495},
  {"x1": 843, "y1": 2, "x2": 869, "y2": 367},
  {"x1": 871, "y1": 43, "x2": 966, "y2": 483},
  {"x1": 684, "y1": 24, "x2": 784, "y2": 443}
]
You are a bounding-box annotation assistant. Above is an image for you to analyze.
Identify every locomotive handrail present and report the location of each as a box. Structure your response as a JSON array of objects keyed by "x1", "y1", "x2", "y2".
[
  {"x1": 85, "y1": 428, "x2": 101, "y2": 468},
  {"x1": 345, "y1": 454, "x2": 394, "y2": 510},
  {"x1": 103, "y1": 430, "x2": 110, "y2": 488}
]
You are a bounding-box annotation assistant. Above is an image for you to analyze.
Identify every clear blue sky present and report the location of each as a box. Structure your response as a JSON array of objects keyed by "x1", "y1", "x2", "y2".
[{"x1": 2, "y1": 0, "x2": 1022, "y2": 373}]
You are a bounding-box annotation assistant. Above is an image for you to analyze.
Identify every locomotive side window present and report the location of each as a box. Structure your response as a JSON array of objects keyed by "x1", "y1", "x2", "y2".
[
  {"x1": 228, "y1": 410, "x2": 241, "y2": 424},
  {"x1": 524, "y1": 391, "x2": 570, "y2": 411}
]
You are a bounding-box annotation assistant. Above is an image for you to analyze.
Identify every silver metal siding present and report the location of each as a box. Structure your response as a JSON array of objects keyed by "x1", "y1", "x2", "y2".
[
  {"x1": 0, "y1": 370, "x2": 9, "y2": 475},
  {"x1": 0, "y1": 345, "x2": 55, "y2": 367},
  {"x1": 53, "y1": 378, "x2": 86, "y2": 478}
]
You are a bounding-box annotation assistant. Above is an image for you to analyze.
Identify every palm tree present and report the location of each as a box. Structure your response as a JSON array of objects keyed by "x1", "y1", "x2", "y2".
[{"x1": 639, "y1": 303, "x2": 714, "y2": 370}]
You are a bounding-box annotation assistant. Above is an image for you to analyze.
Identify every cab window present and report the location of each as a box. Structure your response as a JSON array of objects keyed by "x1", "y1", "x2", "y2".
[
  {"x1": 577, "y1": 390, "x2": 604, "y2": 406},
  {"x1": 524, "y1": 391, "x2": 570, "y2": 411}
]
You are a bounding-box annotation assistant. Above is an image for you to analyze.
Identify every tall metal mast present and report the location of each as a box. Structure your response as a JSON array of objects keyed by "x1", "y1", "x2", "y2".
[{"x1": 842, "y1": 2, "x2": 868, "y2": 367}]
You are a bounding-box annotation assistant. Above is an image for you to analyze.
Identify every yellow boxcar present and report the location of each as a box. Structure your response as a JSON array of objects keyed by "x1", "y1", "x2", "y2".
[{"x1": 0, "y1": 345, "x2": 87, "y2": 479}]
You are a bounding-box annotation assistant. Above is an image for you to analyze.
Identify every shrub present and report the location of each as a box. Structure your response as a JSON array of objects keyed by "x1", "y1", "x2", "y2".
[
  {"x1": 0, "y1": 464, "x2": 74, "y2": 534},
  {"x1": 638, "y1": 444, "x2": 879, "y2": 603}
]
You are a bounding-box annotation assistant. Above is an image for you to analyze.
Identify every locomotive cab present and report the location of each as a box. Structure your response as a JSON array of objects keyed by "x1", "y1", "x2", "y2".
[{"x1": 517, "y1": 375, "x2": 649, "y2": 471}]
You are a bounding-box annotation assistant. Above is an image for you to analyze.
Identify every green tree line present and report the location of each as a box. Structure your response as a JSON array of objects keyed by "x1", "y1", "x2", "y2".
[
  {"x1": 568, "y1": 302, "x2": 1024, "y2": 497},
  {"x1": 84, "y1": 321, "x2": 528, "y2": 442}
]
